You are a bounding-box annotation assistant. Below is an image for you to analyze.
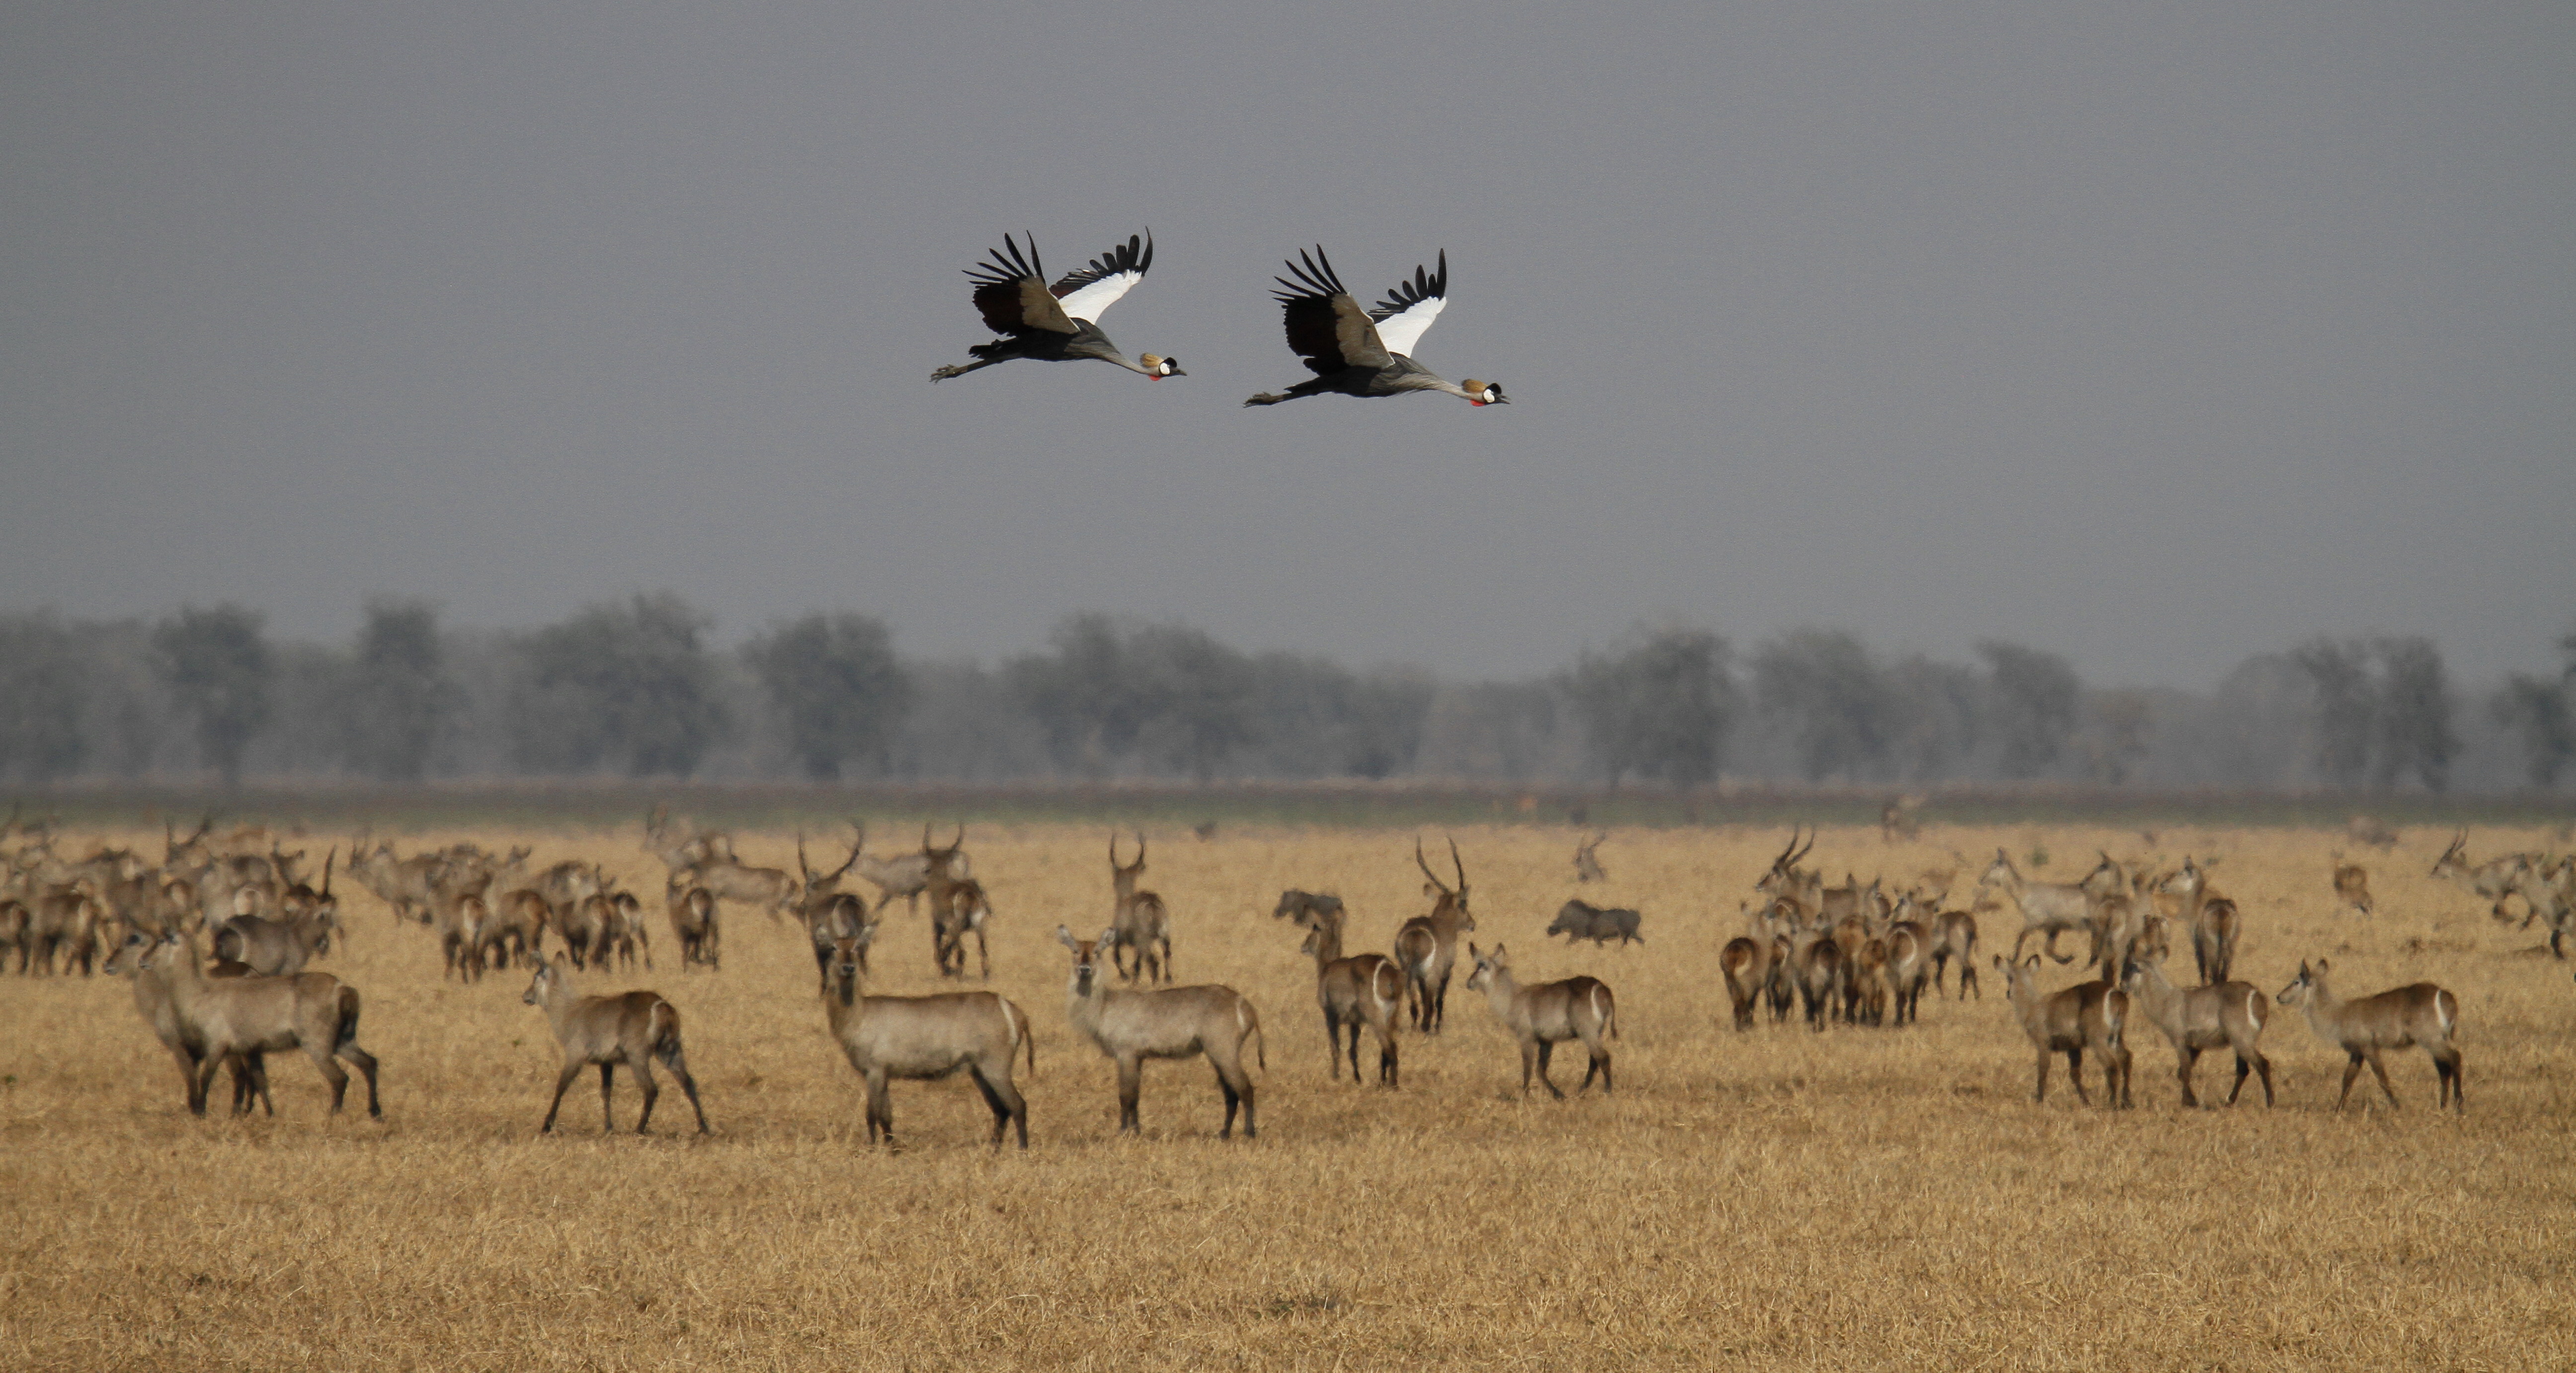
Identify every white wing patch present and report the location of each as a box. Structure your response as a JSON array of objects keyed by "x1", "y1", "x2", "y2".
[
  {"x1": 1056, "y1": 268, "x2": 1145, "y2": 324},
  {"x1": 1370, "y1": 294, "x2": 1447, "y2": 358}
]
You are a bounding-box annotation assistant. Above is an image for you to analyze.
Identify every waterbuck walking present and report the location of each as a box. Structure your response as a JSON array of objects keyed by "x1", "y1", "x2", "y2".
[
  {"x1": 2276, "y1": 959, "x2": 2462, "y2": 1113},
  {"x1": 521, "y1": 957, "x2": 710, "y2": 1135}
]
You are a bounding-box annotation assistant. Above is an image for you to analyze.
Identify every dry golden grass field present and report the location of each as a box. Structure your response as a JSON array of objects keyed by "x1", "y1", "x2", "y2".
[{"x1": 3, "y1": 820, "x2": 2573, "y2": 1371}]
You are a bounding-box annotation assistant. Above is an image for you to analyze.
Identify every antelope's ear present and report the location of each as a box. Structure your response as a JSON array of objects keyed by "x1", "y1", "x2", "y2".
[
  {"x1": 1467, "y1": 942, "x2": 1481, "y2": 960},
  {"x1": 1054, "y1": 924, "x2": 1077, "y2": 949},
  {"x1": 2021, "y1": 954, "x2": 2041, "y2": 972},
  {"x1": 1098, "y1": 926, "x2": 1120, "y2": 949},
  {"x1": 2314, "y1": 957, "x2": 2329, "y2": 974}
]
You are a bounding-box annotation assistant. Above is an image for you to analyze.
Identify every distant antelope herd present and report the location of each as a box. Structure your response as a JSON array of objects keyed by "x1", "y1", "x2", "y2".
[{"x1": 16, "y1": 802, "x2": 2557, "y2": 1148}]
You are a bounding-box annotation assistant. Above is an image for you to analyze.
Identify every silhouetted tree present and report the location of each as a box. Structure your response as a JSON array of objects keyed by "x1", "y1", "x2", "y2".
[
  {"x1": 1247, "y1": 655, "x2": 1435, "y2": 779},
  {"x1": 512, "y1": 593, "x2": 729, "y2": 777},
  {"x1": 340, "y1": 599, "x2": 460, "y2": 782},
  {"x1": 2370, "y1": 636, "x2": 2456, "y2": 791},
  {"x1": 745, "y1": 612, "x2": 913, "y2": 781},
  {"x1": 1979, "y1": 640, "x2": 2081, "y2": 779},
  {"x1": 1007, "y1": 615, "x2": 1259, "y2": 779},
  {"x1": 2291, "y1": 637, "x2": 2375, "y2": 787},
  {"x1": 1884, "y1": 656, "x2": 1985, "y2": 781},
  {"x1": 1566, "y1": 627, "x2": 1738, "y2": 786},
  {"x1": 1753, "y1": 629, "x2": 1895, "y2": 782},
  {"x1": 0, "y1": 614, "x2": 89, "y2": 782},
  {"x1": 151, "y1": 604, "x2": 274, "y2": 786}
]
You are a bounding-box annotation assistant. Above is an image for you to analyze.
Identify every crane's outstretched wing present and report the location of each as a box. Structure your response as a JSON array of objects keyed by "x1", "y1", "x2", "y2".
[
  {"x1": 1052, "y1": 232, "x2": 1153, "y2": 324},
  {"x1": 965, "y1": 234, "x2": 1077, "y2": 336},
  {"x1": 1368, "y1": 251, "x2": 1448, "y2": 358},
  {"x1": 1272, "y1": 246, "x2": 1390, "y2": 376}
]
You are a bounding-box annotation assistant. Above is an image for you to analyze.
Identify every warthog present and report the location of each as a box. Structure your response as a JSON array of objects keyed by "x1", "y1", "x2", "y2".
[{"x1": 1545, "y1": 899, "x2": 1643, "y2": 947}]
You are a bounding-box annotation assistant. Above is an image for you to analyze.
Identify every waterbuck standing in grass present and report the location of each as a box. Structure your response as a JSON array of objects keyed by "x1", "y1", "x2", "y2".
[
  {"x1": 1980, "y1": 849, "x2": 2105, "y2": 967},
  {"x1": 823, "y1": 932, "x2": 1032, "y2": 1148},
  {"x1": 665, "y1": 876, "x2": 718, "y2": 971},
  {"x1": 521, "y1": 957, "x2": 709, "y2": 1136},
  {"x1": 1055, "y1": 925, "x2": 1262, "y2": 1138},
  {"x1": 138, "y1": 929, "x2": 381, "y2": 1119},
  {"x1": 1106, "y1": 830, "x2": 1172, "y2": 983},
  {"x1": 1296, "y1": 906, "x2": 1402, "y2": 1086},
  {"x1": 2119, "y1": 955, "x2": 2274, "y2": 1108},
  {"x1": 2276, "y1": 960, "x2": 2462, "y2": 1113},
  {"x1": 1462, "y1": 943, "x2": 1616, "y2": 1098},
  {"x1": 1394, "y1": 837, "x2": 1475, "y2": 1032},
  {"x1": 104, "y1": 930, "x2": 268, "y2": 1115},
  {"x1": 1994, "y1": 953, "x2": 2131, "y2": 1109}
]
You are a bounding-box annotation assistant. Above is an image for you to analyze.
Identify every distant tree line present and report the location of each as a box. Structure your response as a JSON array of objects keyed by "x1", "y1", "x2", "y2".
[{"x1": 0, "y1": 596, "x2": 2564, "y2": 791}]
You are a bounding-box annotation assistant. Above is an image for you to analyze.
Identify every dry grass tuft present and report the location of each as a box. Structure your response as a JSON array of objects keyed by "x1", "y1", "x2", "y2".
[{"x1": 3, "y1": 823, "x2": 2571, "y2": 1370}]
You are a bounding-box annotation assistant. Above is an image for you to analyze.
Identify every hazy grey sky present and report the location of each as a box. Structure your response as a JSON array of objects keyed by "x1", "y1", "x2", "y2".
[{"x1": 3, "y1": 1, "x2": 2569, "y2": 688}]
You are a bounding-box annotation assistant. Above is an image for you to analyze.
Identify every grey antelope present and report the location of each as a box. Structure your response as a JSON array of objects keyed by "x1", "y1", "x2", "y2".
[
  {"x1": 1572, "y1": 832, "x2": 1609, "y2": 883},
  {"x1": 104, "y1": 930, "x2": 268, "y2": 1115},
  {"x1": 521, "y1": 957, "x2": 710, "y2": 1135},
  {"x1": 1055, "y1": 925, "x2": 1263, "y2": 1139},
  {"x1": 823, "y1": 932, "x2": 1032, "y2": 1148},
  {"x1": 930, "y1": 876, "x2": 992, "y2": 980},
  {"x1": 136, "y1": 929, "x2": 382, "y2": 1119},
  {"x1": 2118, "y1": 955, "x2": 2274, "y2": 1108},
  {"x1": 2430, "y1": 832, "x2": 2532, "y2": 924},
  {"x1": 1462, "y1": 943, "x2": 1616, "y2": 1098},
  {"x1": 1981, "y1": 849, "x2": 2117, "y2": 967},
  {"x1": 687, "y1": 848, "x2": 801, "y2": 925},
  {"x1": 1394, "y1": 837, "x2": 1475, "y2": 1032},
  {"x1": 1106, "y1": 830, "x2": 1172, "y2": 984},
  {"x1": 642, "y1": 804, "x2": 734, "y2": 873},
  {"x1": 798, "y1": 833, "x2": 874, "y2": 992},
  {"x1": 2276, "y1": 960, "x2": 2462, "y2": 1113},
  {"x1": 1294, "y1": 906, "x2": 1403, "y2": 1086},
  {"x1": 1994, "y1": 954, "x2": 2132, "y2": 1109},
  {"x1": 212, "y1": 851, "x2": 340, "y2": 976}
]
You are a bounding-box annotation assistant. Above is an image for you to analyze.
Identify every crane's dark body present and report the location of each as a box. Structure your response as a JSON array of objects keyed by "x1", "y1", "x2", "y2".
[
  {"x1": 931, "y1": 232, "x2": 1179, "y2": 383},
  {"x1": 1244, "y1": 246, "x2": 1504, "y2": 408}
]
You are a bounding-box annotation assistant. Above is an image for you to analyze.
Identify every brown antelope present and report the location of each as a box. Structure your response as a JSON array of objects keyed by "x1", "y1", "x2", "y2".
[
  {"x1": 665, "y1": 876, "x2": 718, "y2": 971},
  {"x1": 804, "y1": 892, "x2": 872, "y2": 993},
  {"x1": 28, "y1": 882, "x2": 102, "y2": 975},
  {"x1": 1930, "y1": 908, "x2": 1981, "y2": 999},
  {"x1": 931, "y1": 876, "x2": 992, "y2": 980},
  {"x1": 2276, "y1": 960, "x2": 2462, "y2": 1112},
  {"x1": 557, "y1": 893, "x2": 618, "y2": 971},
  {"x1": 1980, "y1": 849, "x2": 2107, "y2": 966},
  {"x1": 2118, "y1": 955, "x2": 2273, "y2": 1108},
  {"x1": 1572, "y1": 832, "x2": 1609, "y2": 883},
  {"x1": 136, "y1": 929, "x2": 382, "y2": 1118},
  {"x1": 276, "y1": 849, "x2": 339, "y2": 933},
  {"x1": 1394, "y1": 837, "x2": 1475, "y2": 1033},
  {"x1": 1106, "y1": 830, "x2": 1172, "y2": 984},
  {"x1": 0, "y1": 898, "x2": 28, "y2": 974},
  {"x1": 2327, "y1": 856, "x2": 2373, "y2": 916},
  {"x1": 1718, "y1": 906, "x2": 1785, "y2": 1031},
  {"x1": 2431, "y1": 832, "x2": 2532, "y2": 924},
  {"x1": 606, "y1": 891, "x2": 653, "y2": 970},
  {"x1": 522, "y1": 956, "x2": 710, "y2": 1135},
  {"x1": 1852, "y1": 937, "x2": 1892, "y2": 1026},
  {"x1": 1754, "y1": 828, "x2": 1820, "y2": 907},
  {"x1": 1462, "y1": 943, "x2": 1616, "y2": 1098},
  {"x1": 2163, "y1": 857, "x2": 2241, "y2": 987},
  {"x1": 487, "y1": 889, "x2": 554, "y2": 969},
  {"x1": 1273, "y1": 889, "x2": 1346, "y2": 927},
  {"x1": 2526, "y1": 857, "x2": 2576, "y2": 958},
  {"x1": 1055, "y1": 925, "x2": 1263, "y2": 1138},
  {"x1": 104, "y1": 930, "x2": 268, "y2": 1115},
  {"x1": 211, "y1": 902, "x2": 335, "y2": 977},
  {"x1": 1883, "y1": 919, "x2": 1929, "y2": 1026},
  {"x1": 1994, "y1": 954, "x2": 2131, "y2": 1109},
  {"x1": 1296, "y1": 907, "x2": 1402, "y2": 1086},
  {"x1": 1791, "y1": 928, "x2": 1842, "y2": 1032},
  {"x1": 823, "y1": 932, "x2": 1031, "y2": 1148},
  {"x1": 794, "y1": 829, "x2": 866, "y2": 925}
]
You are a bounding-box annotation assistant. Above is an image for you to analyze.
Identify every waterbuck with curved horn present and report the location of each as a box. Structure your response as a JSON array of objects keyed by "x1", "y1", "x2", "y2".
[
  {"x1": 1394, "y1": 837, "x2": 1475, "y2": 1033},
  {"x1": 1107, "y1": 830, "x2": 1172, "y2": 984}
]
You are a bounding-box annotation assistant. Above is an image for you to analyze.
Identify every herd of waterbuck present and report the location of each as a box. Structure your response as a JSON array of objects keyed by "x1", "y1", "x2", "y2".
[{"x1": 5, "y1": 805, "x2": 2565, "y2": 1146}]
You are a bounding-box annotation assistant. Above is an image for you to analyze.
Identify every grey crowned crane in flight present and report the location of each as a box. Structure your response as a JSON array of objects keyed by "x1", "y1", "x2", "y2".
[
  {"x1": 930, "y1": 232, "x2": 1182, "y2": 383},
  {"x1": 1244, "y1": 247, "x2": 1506, "y2": 408}
]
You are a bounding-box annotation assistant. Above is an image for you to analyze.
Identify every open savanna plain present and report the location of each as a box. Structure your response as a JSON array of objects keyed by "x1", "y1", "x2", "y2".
[{"x1": 3, "y1": 819, "x2": 2573, "y2": 1371}]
